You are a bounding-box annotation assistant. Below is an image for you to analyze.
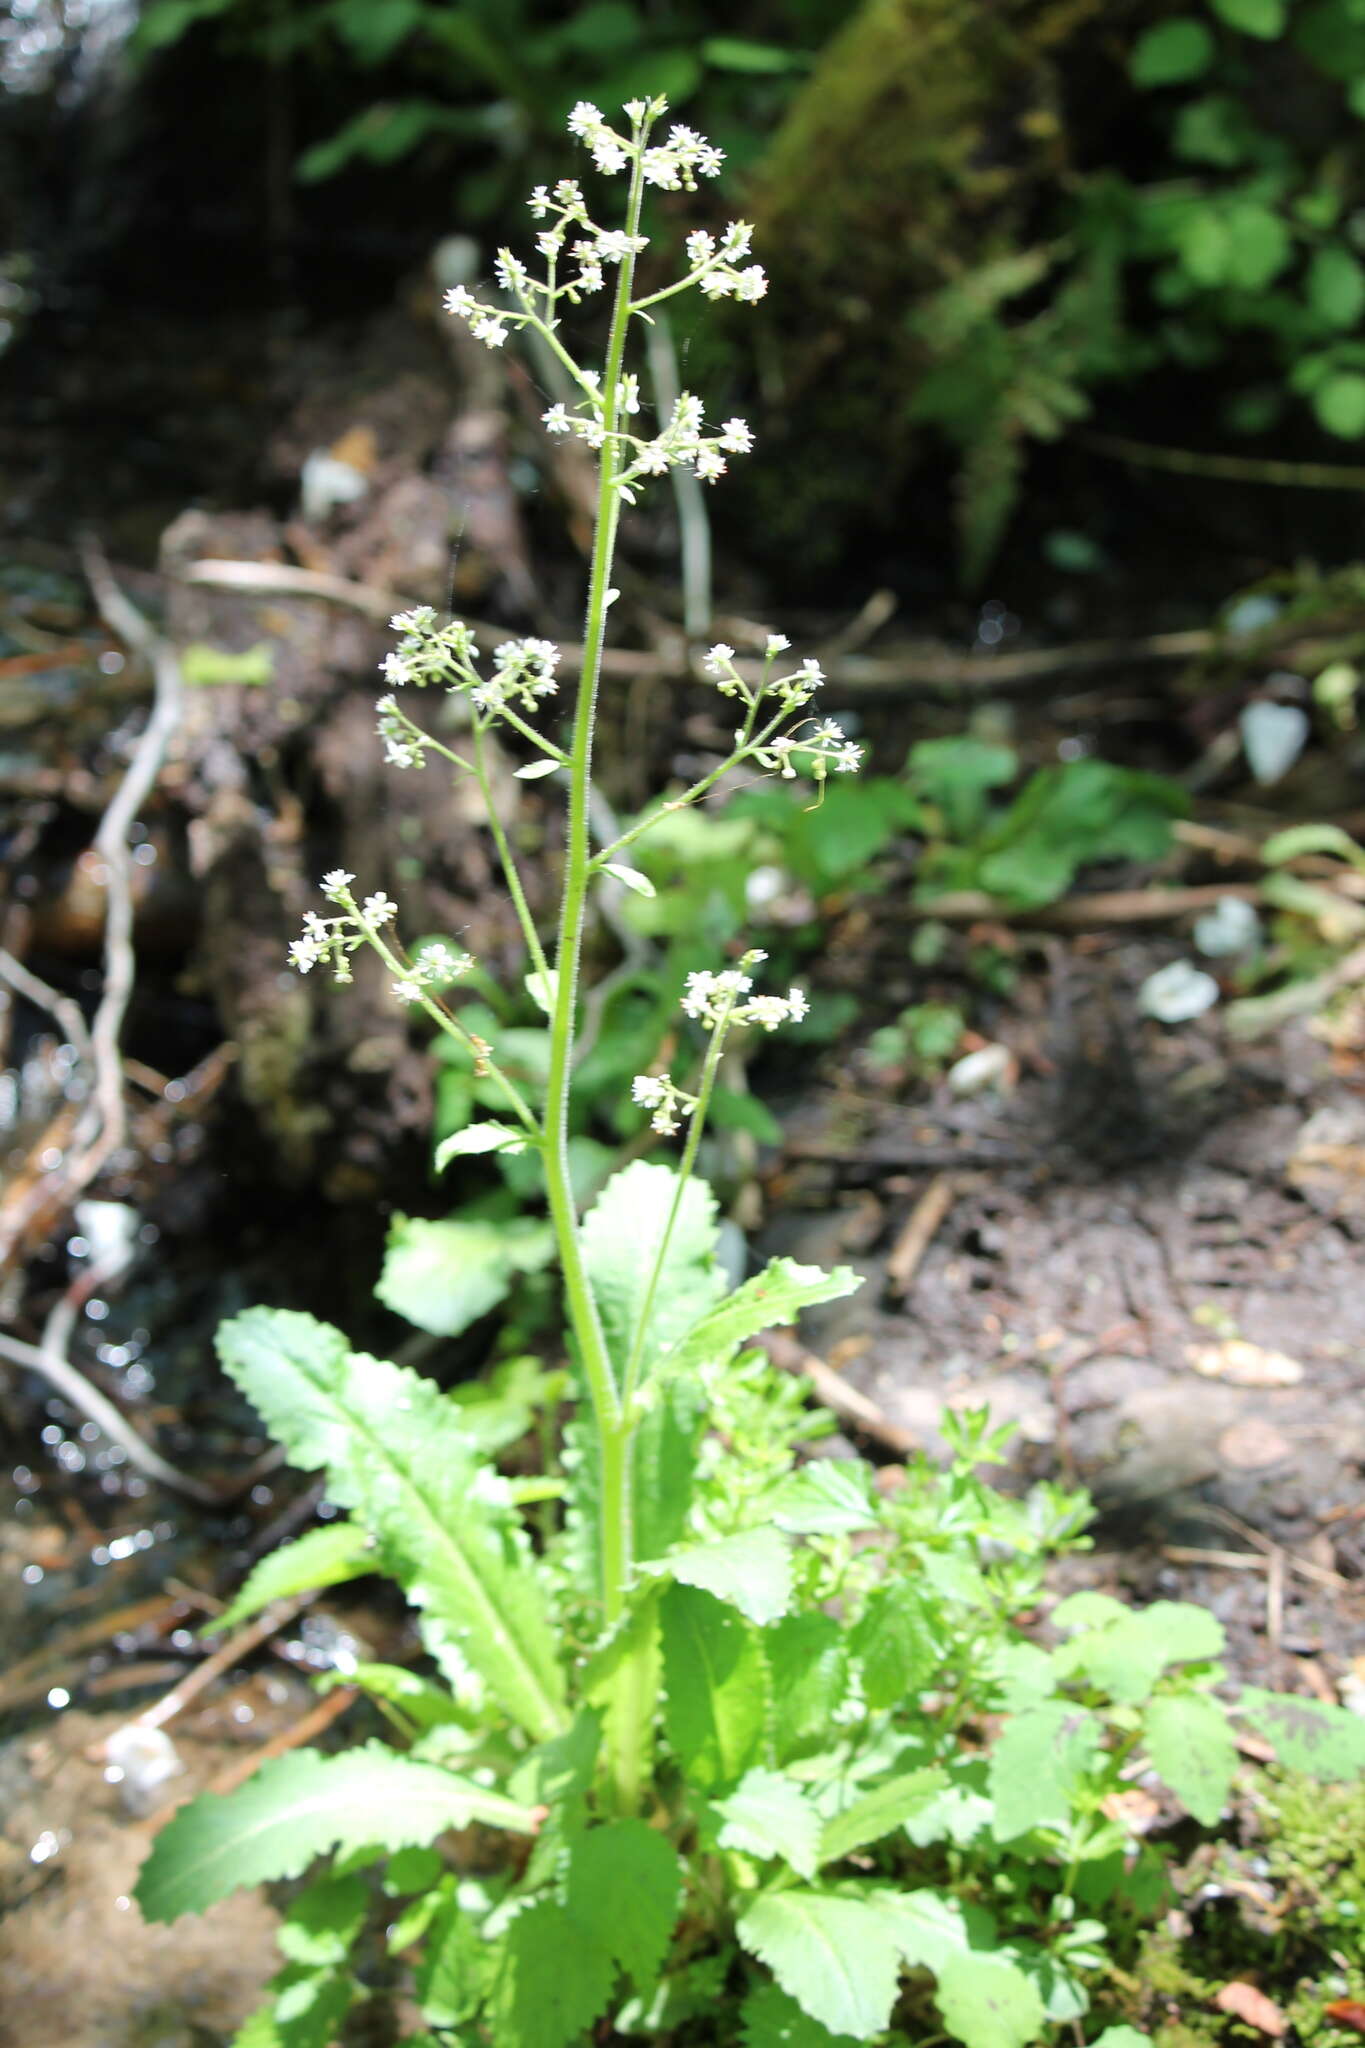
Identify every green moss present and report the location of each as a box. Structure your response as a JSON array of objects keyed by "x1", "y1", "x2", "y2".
[{"x1": 1261, "y1": 1768, "x2": 1365, "y2": 1939}]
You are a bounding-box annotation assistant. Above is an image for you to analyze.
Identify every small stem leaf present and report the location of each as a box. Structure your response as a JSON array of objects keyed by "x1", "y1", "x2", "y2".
[
  {"x1": 135, "y1": 1743, "x2": 539, "y2": 1922},
  {"x1": 524, "y1": 971, "x2": 559, "y2": 1017},
  {"x1": 660, "y1": 1582, "x2": 768, "y2": 1791},
  {"x1": 933, "y1": 1951, "x2": 1047, "y2": 2048},
  {"x1": 850, "y1": 1582, "x2": 944, "y2": 1711},
  {"x1": 740, "y1": 1983, "x2": 861, "y2": 2048},
  {"x1": 209, "y1": 1521, "x2": 373, "y2": 1634},
  {"x1": 714, "y1": 1767, "x2": 823, "y2": 1880},
  {"x1": 1141, "y1": 1692, "x2": 1238, "y2": 1825},
  {"x1": 737, "y1": 1890, "x2": 902, "y2": 2041},
  {"x1": 513, "y1": 758, "x2": 561, "y2": 779},
  {"x1": 433, "y1": 1122, "x2": 532, "y2": 1172},
  {"x1": 661, "y1": 1259, "x2": 862, "y2": 1378},
  {"x1": 600, "y1": 861, "x2": 656, "y2": 897},
  {"x1": 1050, "y1": 1598, "x2": 1224, "y2": 1705}
]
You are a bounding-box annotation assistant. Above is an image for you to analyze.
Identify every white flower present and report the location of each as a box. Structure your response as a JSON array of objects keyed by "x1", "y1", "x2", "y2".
[
  {"x1": 631, "y1": 1075, "x2": 667, "y2": 1108},
  {"x1": 718, "y1": 418, "x2": 753, "y2": 454},
  {"x1": 786, "y1": 987, "x2": 810, "y2": 1023},
  {"x1": 543, "y1": 403, "x2": 572, "y2": 434},
  {"x1": 528, "y1": 184, "x2": 552, "y2": 217},
  {"x1": 390, "y1": 607, "x2": 435, "y2": 633},
  {"x1": 361, "y1": 892, "x2": 398, "y2": 926},
  {"x1": 695, "y1": 446, "x2": 727, "y2": 483},
  {"x1": 443, "y1": 287, "x2": 477, "y2": 319},
  {"x1": 616, "y1": 373, "x2": 640, "y2": 415},
  {"x1": 568, "y1": 100, "x2": 604, "y2": 138},
  {"x1": 733, "y1": 265, "x2": 767, "y2": 302},
  {"x1": 721, "y1": 223, "x2": 754, "y2": 259},
  {"x1": 703, "y1": 643, "x2": 736, "y2": 678},
  {"x1": 474, "y1": 318, "x2": 508, "y2": 349},
  {"x1": 380, "y1": 651, "x2": 410, "y2": 686},
  {"x1": 635, "y1": 442, "x2": 670, "y2": 475},
  {"x1": 595, "y1": 229, "x2": 646, "y2": 263},
  {"x1": 391, "y1": 978, "x2": 424, "y2": 1005},
  {"x1": 798, "y1": 658, "x2": 824, "y2": 688},
  {"x1": 765, "y1": 633, "x2": 790, "y2": 656},
  {"x1": 687, "y1": 229, "x2": 716, "y2": 265},
  {"x1": 536, "y1": 229, "x2": 564, "y2": 261},
  {"x1": 320, "y1": 870, "x2": 355, "y2": 897},
  {"x1": 288, "y1": 936, "x2": 322, "y2": 973},
  {"x1": 494, "y1": 250, "x2": 529, "y2": 292}
]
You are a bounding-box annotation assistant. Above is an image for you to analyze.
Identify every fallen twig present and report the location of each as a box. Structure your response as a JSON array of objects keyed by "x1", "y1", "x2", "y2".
[
  {"x1": 886, "y1": 1173, "x2": 961, "y2": 1299},
  {"x1": 202, "y1": 1684, "x2": 360, "y2": 1801},
  {"x1": 760, "y1": 1328, "x2": 916, "y2": 1458},
  {"x1": 104, "y1": 1592, "x2": 317, "y2": 1747}
]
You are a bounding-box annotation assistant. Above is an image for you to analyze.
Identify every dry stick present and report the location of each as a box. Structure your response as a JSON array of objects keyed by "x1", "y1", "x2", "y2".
[
  {"x1": 73, "y1": 539, "x2": 186, "y2": 1185},
  {"x1": 886, "y1": 1172, "x2": 961, "y2": 1299},
  {"x1": 1190, "y1": 1503, "x2": 1352, "y2": 1591},
  {"x1": 0, "y1": 948, "x2": 93, "y2": 1065},
  {"x1": 108, "y1": 1591, "x2": 317, "y2": 1745},
  {"x1": 201, "y1": 1684, "x2": 361, "y2": 1802},
  {"x1": 760, "y1": 1329, "x2": 916, "y2": 1458},
  {"x1": 181, "y1": 557, "x2": 1213, "y2": 699}
]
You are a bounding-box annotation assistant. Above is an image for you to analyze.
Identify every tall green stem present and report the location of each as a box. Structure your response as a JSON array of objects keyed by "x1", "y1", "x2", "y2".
[{"x1": 542, "y1": 142, "x2": 649, "y2": 1628}]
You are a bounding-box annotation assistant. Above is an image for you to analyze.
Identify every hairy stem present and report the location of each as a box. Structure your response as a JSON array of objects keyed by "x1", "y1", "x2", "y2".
[{"x1": 472, "y1": 721, "x2": 551, "y2": 986}]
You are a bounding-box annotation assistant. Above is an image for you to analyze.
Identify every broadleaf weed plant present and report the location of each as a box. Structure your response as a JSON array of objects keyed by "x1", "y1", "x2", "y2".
[{"x1": 135, "y1": 100, "x2": 1365, "y2": 2048}]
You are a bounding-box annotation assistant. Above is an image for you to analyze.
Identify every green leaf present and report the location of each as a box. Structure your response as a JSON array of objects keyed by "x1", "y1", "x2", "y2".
[
  {"x1": 514, "y1": 758, "x2": 560, "y2": 780},
  {"x1": 988, "y1": 1704, "x2": 1105, "y2": 1839},
  {"x1": 490, "y1": 1899, "x2": 616, "y2": 2048},
  {"x1": 1308, "y1": 247, "x2": 1365, "y2": 329},
  {"x1": 1314, "y1": 372, "x2": 1365, "y2": 437},
  {"x1": 416, "y1": 1887, "x2": 492, "y2": 2028},
  {"x1": 136, "y1": 1742, "x2": 538, "y2": 1921},
  {"x1": 935, "y1": 1951, "x2": 1047, "y2": 2048},
  {"x1": 1051, "y1": 1599, "x2": 1224, "y2": 1705},
  {"x1": 661, "y1": 1583, "x2": 768, "y2": 1790},
  {"x1": 878, "y1": 1887, "x2": 995, "y2": 1972},
  {"x1": 715, "y1": 1767, "x2": 823, "y2": 1879},
  {"x1": 1224, "y1": 204, "x2": 1292, "y2": 290},
  {"x1": 1209, "y1": 0, "x2": 1285, "y2": 32},
  {"x1": 819, "y1": 1768, "x2": 947, "y2": 1864},
  {"x1": 433, "y1": 1123, "x2": 530, "y2": 1171},
  {"x1": 276, "y1": 1872, "x2": 369, "y2": 1967},
  {"x1": 738, "y1": 1890, "x2": 902, "y2": 2040},
  {"x1": 632, "y1": 1375, "x2": 708, "y2": 1565},
  {"x1": 524, "y1": 970, "x2": 558, "y2": 1017},
  {"x1": 319, "y1": 1662, "x2": 463, "y2": 1732},
  {"x1": 1236, "y1": 1687, "x2": 1365, "y2": 1777},
  {"x1": 662, "y1": 1259, "x2": 862, "y2": 1377},
  {"x1": 702, "y1": 35, "x2": 809, "y2": 72},
  {"x1": 1130, "y1": 17, "x2": 1215, "y2": 84},
  {"x1": 766, "y1": 1614, "x2": 850, "y2": 1763},
  {"x1": 740, "y1": 1982, "x2": 860, "y2": 2048},
  {"x1": 659, "y1": 1528, "x2": 794, "y2": 1626},
  {"x1": 769, "y1": 1461, "x2": 880, "y2": 1537},
  {"x1": 600, "y1": 861, "x2": 656, "y2": 897},
  {"x1": 236, "y1": 1965, "x2": 356, "y2": 2047},
  {"x1": 852, "y1": 1582, "x2": 943, "y2": 1709},
  {"x1": 563, "y1": 1820, "x2": 683, "y2": 1988},
  {"x1": 376, "y1": 1213, "x2": 553, "y2": 1337},
  {"x1": 216, "y1": 1309, "x2": 567, "y2": 1739},
  {"x1": 210, "y1": 1522, "x2": 372, "y2": 1633},
  {"x1": 580, "y1": 1161, "x2": 724, "y2": 1379},
  {"x1": 1090, "y1": 2030, "x2": 1155, "y2": 2048},
  {"x1": 903, "y1": 1759, "x2": 995, "y2": 1849},
  {"x1": 1142, "y1": 1693, "x2": 1238, "y2": 1825}
]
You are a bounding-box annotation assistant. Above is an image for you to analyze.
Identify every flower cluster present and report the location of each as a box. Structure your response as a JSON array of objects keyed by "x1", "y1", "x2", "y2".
[
  {"x1": 382, "y1": 610, "x2": 480, "y2": 688},
  {"x1": 568, "y1": 100, "x2": 724, "y2": 188},
  {"x1": 286, "y1": 874, "x2": 398, "y2": 986},
  {"x1": 474, "y1": 638, "x2": 560, "y2": 715},
  {"x1": 376, "y1": 695, "x2": 428, "y2": 770},
  {"x1": 702, "y1": 637, "x2": 823, "y2": 712},
  {"x1": 754, "y1": 718, "x2": 864, "y2": 782},
  {"x1": 680, "y1": 955, "x2": 810, "y2": 1034},
  {"x1": 630, "y1": 1072, "x2": 698, "y2": 1138},
  {"x1": 389, "y1": 943, "x2": 473, "y2": 1007}
]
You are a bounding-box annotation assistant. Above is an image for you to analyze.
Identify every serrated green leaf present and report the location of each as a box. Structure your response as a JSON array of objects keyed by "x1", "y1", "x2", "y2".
[
  {"x1": 661, "y1": 1583, "x2": 767, "y2": 1790},
  {"x1": 376, "y1": 1214, "x2": 553, "y2": 1337},
  {"x1": 1142, "y1": 1693, "x2": 1238, "y2": 1824},
  {"x1": 318, "y1": 1662, "x2": 463, "y2": 1732},
  {"x1": 988, "y1": 1703, "x2": 1104, "y2": 1839},
  {"x1": 659, "y1": 1528, "x2": 794, "y2": 1626},
  {"x1": 136, "y1": 1743, "x2": 538, "y2": 1921},
  {"x1": 581, "y1": 1161, "x2": 724, "y2": 1379},
  {"x1": 1236, "y1": 1687, "x2": 1365, "y2": 1778},
  {"x1": 740, "y1": 1982, "x2": 860, "y2": 2048},
  {"x1": 1052, "y1": 1600, "x2": 1224, "y2": 1705},
  {"x1": 662, "y1": 1259, "x2": 863, "y2": 1377},
  {"x1": 415, "y1": 1888, "x2": 490, "y2": 2028},
  {"x1": 738, "y1": 1890, "x2": 902, "y2": 2040},
  {"x1": 715, "y1": 1767, "x2": 823, "y2": 1879},
  {"x1": 211, "y1": 1522, "x2": 372, "y2": 1633},
  {"x1": 903, "y1": 1759, "x2": 995, "y2": 1849},
  {"x1": 877, "y1": 1887, "x2": 996, "y2": 1972},
  {"x1": 433, "y1": 1123, "x2": 530, "y2": 1172},
  {"x1": 852, "y1": 1582, "x2": 943, "y2": 1709},
  {"x1": 819, "y1": 1768, "x2": 946, "y2": 1865},
  {"x1": 766, "y1": 1614, "x2": 850, "y2": 1764},
  {"x1": 770, "y1": 1461, "x2": 880, "y2": 1536},
  {"x1": 935, "y1": 1951, "x2": 1047, "y2": 2048},
  {"x1": 490, "y1": 1899, "x2": 616, "y2": 2048},
  {"x1": 235, "y1": 1964, "x2": 355, "y2": 2048},
  {"x1": 216, "y1": 1309, "x2": 567, "y2": 1739},
  {"x1": 563, "y1": 1820, "x2": 682, "y2": 1987}
]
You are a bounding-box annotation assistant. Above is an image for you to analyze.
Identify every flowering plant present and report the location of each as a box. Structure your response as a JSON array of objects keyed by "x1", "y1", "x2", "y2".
[{"x1": 132, "y1": 98, "x2": 1365, "y2": 2048}]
